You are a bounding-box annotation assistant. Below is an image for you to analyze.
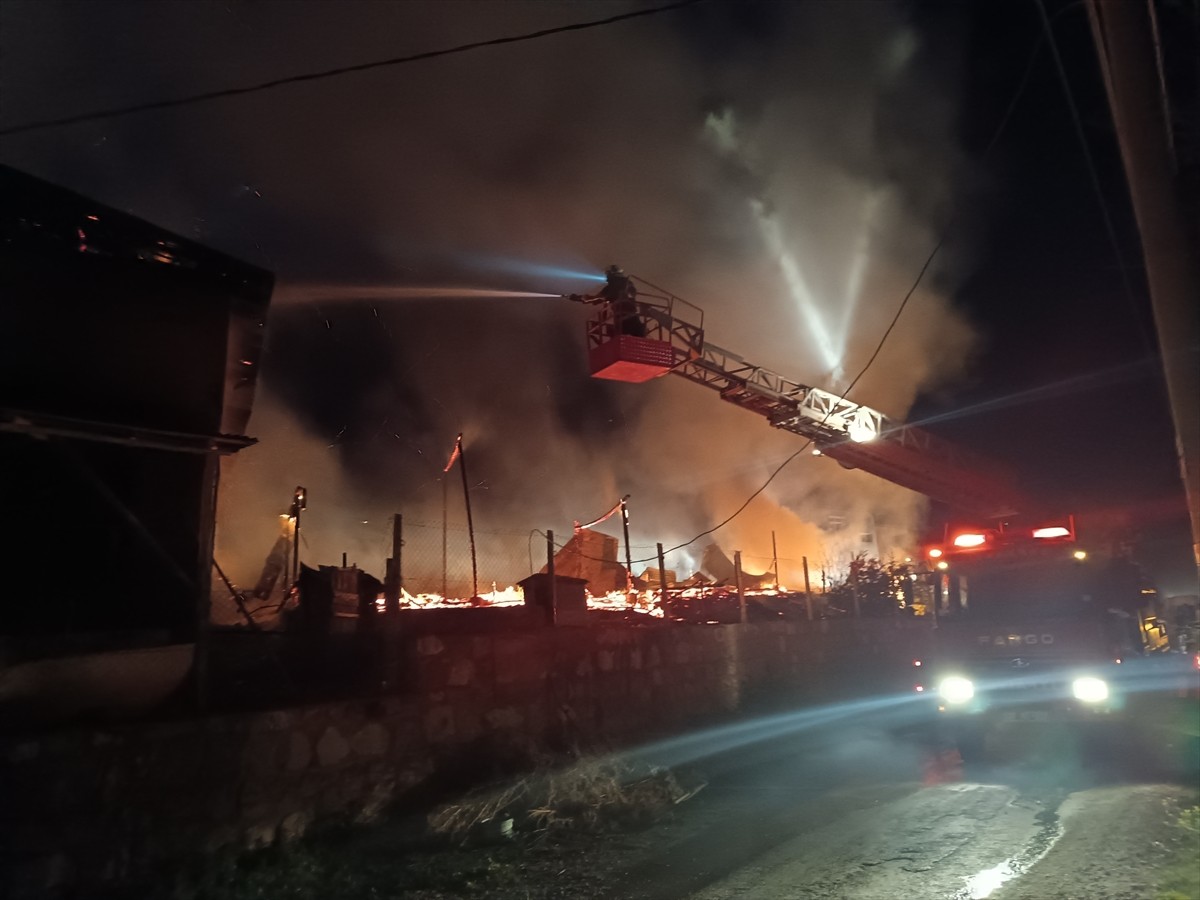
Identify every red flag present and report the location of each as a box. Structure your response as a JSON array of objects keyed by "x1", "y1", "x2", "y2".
[
  {"x1": 576, "y1": 497, "x2": 624, "y2": 531},
  {"x1": 443, "y1": 435, "x2": 462, "y2": 473}
]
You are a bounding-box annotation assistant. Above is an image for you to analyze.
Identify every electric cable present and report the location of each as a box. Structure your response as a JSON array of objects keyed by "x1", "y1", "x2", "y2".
[
  {"x1": 0, "y1": 0, "x2": 705, "y2": 137},
  {"x1": 419, "y1": 10, "x2": 1064, "y2": 575},
  {"x1": 814, "y1": 0, "x2": 1059, "y2": 406},
  {"x1": 1034, "y1": 0, "x2": 1156, "y2": 357}
]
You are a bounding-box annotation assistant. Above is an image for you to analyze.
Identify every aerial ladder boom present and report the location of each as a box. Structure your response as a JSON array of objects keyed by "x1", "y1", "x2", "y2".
[{"x1": 569, "y1": 269, "x2": 1025, "y2": 519}]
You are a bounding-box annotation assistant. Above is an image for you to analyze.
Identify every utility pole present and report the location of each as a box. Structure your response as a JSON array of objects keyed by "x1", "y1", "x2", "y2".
[
  {"x1": 455, "y1": 435, "x2": 479, "y2": 600},
  {"x1": 1087, "y1": 0, "x2": 1200, "y2": 571},
  {"x1": 291, "y1": 486, "x2": 306, "y2": 585},
  {"x1": 657, "y1": 543, "x2": 669, "y2": 611},
  {"x1": 620, "y1": 495, "x2": 634, "y2": 594},
  {"x1": 772, "y1": 530, "x2": 780, "y2": 591},
  {"x1": 802, "y1": 555, "x2": 813, "y2": 621},
  {"x1": 384, "y1": 513, "x2": 401, "y2": 617},
  {"x1": 442, "y1": 433, "x2": 478, "y2": 599},
  {"x1": 441, "y1": 477, "x2": 448, "y2": 598},
  {"x1": 382, "y1": 513, "x2": 401, "y2": 691}
]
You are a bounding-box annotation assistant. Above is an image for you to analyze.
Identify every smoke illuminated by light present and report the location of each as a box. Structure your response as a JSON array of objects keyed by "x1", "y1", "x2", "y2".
[
  {"x1": 705, "y1": 109, "x2": 888, "y2": 390},
  {"x1": 837, "y1": 190, "x2": 884, "y2": 384},
  {"x1": 200, "y1": 3, "x2": 980, "y2": 590},
  {"x1": 751, "y1": 200, "x2": 844, "y2": 378}
]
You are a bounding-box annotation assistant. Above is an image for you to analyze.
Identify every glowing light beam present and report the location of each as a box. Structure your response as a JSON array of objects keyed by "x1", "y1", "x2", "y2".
[
  {"x1": 835, "y1": 190, "x2": 884, "y2": 385},
  {"x1": 753, "y1": 202, "x2": 842, "y2": 376}
]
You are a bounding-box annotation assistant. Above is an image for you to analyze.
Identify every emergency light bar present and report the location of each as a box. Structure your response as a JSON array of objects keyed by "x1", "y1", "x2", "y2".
[
  {"x1": 924, "y1": 515, "x2": 1077, "y2": 562},
  {"x1": 952, "y1": 532, "x2": 988, "y2": 548},
  {"x1": 1032, "y1": 526, "x2": 1071, "y2": 539},
  {"x1": 1030, "y1": 516, "x2": 1075, "y2": 541}
]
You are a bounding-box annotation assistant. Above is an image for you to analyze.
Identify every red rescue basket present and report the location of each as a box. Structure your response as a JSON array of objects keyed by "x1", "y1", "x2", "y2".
[{"x1": 584, "y1": 294, "x2": 704, "y2": 383}]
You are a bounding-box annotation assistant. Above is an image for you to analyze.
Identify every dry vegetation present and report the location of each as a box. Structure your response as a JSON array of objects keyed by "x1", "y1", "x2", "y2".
[
  {"x1": 173, "y1": 755, "x2": 707, "y2": 900},
  {"x1": 428, "y1": 757, "x2": 706, "y2": 844}
]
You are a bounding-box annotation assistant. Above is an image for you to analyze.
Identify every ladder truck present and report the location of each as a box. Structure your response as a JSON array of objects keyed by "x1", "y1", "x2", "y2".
[{"x1": 568, "y1": 267, "x2": 1188, "y2": 759}]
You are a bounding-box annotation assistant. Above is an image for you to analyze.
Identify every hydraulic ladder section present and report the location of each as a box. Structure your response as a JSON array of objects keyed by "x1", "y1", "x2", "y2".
[{"x1": 580, "y1": 282, "x2": 1025, "y2": 519}]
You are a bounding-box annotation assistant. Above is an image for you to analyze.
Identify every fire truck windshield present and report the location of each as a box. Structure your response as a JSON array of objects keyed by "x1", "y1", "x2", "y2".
[
  {"x1": 942, "y1": 554, "x2": 1096, "y2": 622},
  {"x1": 936, "y1": 552, "x2": 1149, "y2": 656}
]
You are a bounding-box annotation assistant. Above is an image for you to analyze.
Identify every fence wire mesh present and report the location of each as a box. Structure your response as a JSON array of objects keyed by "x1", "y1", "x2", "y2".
[
  {"x1": 392, "y1": 521, "x2": 805, "y2": 601},
  {"x1": 212, "y1": 502, "x2": 922, "y2": 634},
  {"x1": 232, "y1": 507, "x2": 861, "y2": 606},
  {"x1": 398, "y1": 519, "x2": 541, "y2": 598}
]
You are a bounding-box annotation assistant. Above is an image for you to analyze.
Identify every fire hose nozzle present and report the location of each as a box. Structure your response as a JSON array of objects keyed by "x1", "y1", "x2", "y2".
[{"x1": 566, "y1": 293, "x2": 584, "y2": 303}]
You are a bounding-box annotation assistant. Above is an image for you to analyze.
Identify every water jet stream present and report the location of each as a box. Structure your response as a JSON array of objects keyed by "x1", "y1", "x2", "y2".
[{"x1": 278, "y1": 284, "x2": 561, "y2": 304}]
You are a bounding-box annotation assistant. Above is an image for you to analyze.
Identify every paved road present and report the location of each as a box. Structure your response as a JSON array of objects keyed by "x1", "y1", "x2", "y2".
[
  {"x1": 176, "y1": 689, "x2": 1197, "y2": 899},
  {"x1": 612, "y1": 700, "x2": 1198, "y2": 900}
]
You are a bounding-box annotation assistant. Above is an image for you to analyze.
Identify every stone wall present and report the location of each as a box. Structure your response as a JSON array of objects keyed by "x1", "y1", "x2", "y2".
[{"x1": 0, "y1": 618, "x2": 931, "y2": 897}]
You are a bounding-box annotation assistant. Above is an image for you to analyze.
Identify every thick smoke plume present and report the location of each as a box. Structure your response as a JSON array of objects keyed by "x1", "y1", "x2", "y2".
[{"x1": 3, "y1": 1, "x2": 977, "y2": 590}]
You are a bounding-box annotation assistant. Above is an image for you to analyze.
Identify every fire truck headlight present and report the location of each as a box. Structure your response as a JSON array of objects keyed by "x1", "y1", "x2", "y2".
[
  {"x1": 1072, "y1": 676, "x2": 1109, "y2": 703},
  {"x1": 938, "y1": 676, "x2": 975, "y2": 705}
]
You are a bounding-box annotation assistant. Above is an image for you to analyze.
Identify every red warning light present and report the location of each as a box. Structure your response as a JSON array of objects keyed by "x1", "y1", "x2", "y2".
[{"x1": 952, "y1": 532, "x2": 988, "y2": 549}]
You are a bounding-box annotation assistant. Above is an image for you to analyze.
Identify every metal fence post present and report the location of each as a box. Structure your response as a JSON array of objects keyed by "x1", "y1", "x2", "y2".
[
  {"x1": 657, "y1": 542, "x2": 668, "y2": 610},
  {"x1": 803, "y1": 555, "x2": 814, "y2": 621},
  {"x1": 772, "y1": 530, "x2": 780, "y2": 591},
  {"x1": 547, "y1": 529, "x2": 557, "y2": 625},
  {"x1": 194, "y1": 452, "x2": 219, "y2": 710},
  {"x1": 734, "y1": 550, "x2": 746, "y2": 624}
]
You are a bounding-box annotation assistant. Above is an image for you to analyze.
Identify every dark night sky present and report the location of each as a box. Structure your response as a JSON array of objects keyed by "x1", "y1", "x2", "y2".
[
  {"x1": 913, "y1": 0, "x2": 1193, "y2": 591},
  {"x1": 1, "y1": 0, "x2": 1194, "y2": 595}
]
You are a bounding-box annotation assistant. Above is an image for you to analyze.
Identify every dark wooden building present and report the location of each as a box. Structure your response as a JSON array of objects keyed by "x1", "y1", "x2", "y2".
[{"x1": 0, "y1": 166, "x2": 273, "y2": 706}]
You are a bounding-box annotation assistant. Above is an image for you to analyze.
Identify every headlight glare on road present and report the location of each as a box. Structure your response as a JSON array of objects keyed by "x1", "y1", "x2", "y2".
[
  {"x1": 1072, "y1": 676, "x2": 1109, "y2": 703},
  {"x1": 938, "y1": 675, "x2": 975, "y2": 705}
]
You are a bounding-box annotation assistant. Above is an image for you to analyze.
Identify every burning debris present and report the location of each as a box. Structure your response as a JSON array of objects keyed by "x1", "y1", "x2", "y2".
[
  {"x1": 217, "y1": 516, "x2": 819, "y2": 627},
  {"x1": 700, "y1": 543, "x2": 777, "y2": 591},
  {"x1": 214, "y1": 486, "x2": 819, "y2": 627},
  {"x1": 545, "y1": 529, "x2": 629, "y2": 594}
]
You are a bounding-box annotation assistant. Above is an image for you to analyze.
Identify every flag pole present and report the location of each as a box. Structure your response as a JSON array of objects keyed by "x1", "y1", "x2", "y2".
[{"x1": 447, "y1": 433, "x2": 479, "y2": 600}]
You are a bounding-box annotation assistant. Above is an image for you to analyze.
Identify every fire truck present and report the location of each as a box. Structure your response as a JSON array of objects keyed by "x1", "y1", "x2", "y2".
[
  {"x1": 912, "y1": 519, "x2": 1172, "y2": 759},
  {"x1": 568, "y1": 269, "x2": 1188, "y2": 756}
]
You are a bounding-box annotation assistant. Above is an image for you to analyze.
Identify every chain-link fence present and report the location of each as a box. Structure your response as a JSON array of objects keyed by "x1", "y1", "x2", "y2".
[
  {"x1": 231, "y1": 498, "x2": 887, "y2": 608},
  {"x1": 391, "y1": 519, "x2": 838, "y2": 601},
  {"x1": 213, "y1": 502, "x2": 921, "y2": 626},
  {"x1": 398, "y1": 519, "x2": 542, "y2": 598}
]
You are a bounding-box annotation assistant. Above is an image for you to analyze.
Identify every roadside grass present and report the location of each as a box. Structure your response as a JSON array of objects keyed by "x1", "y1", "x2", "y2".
[
  {"x1": 167, "y1": 756, "x2": 703, "y2": 900},
  {"x1": 427, "y1": 757, "x2": 703, "y2": 844},
  {"x1": 1157, "y1": 805, "x2": 1200, "y2": 900},
  {"x1": 176, "y1": 838, "x2": 534, "y2": 900}
]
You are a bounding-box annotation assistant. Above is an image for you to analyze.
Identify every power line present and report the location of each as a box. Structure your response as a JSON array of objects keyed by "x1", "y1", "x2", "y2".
[
  {"x1": 630, "y1": 15, "x2": 1056, "y2": 562},
  {"x1": 831, "y1": 2, "x2": 1063, "y2": 405},
  {"x1": 0, "y1": 0, "x2": 705, "y2": 137},
  {"x1": 655, "y1": 446, "x2": 813, "y2": 557}
]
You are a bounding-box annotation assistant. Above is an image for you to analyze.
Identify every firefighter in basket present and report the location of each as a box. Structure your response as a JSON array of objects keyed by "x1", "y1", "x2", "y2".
[{"x1": 570, "y1": 265, "x2": 647, "y2": 337}]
